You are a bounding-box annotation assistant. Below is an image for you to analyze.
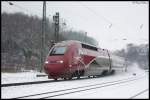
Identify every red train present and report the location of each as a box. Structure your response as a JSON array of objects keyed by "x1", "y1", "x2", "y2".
[{"x1": 44, "y1": 40, "x2": 125, "y2": 80}]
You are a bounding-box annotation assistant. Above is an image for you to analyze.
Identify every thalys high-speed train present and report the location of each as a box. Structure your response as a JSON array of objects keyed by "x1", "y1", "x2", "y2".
[{"x1": 44, "y1": 40, "x2": 125, "y2": 80}]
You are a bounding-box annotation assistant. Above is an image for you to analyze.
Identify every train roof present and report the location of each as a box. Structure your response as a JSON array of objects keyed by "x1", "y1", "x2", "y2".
[
  {"x1": 54, "y1": 40, "x2": 79, "y2": 46},
  {"x1": 54, "y1": 40, "x2": 108, "y2": 51},
  {"x1": 55, "y1": 40, "x2": 106, "y2": 50},
  {"x1": 55, "y1": 40, "x2": 100, "y2": 48}
]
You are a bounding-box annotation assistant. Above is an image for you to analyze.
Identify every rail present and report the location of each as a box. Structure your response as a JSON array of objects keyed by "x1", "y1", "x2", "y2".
[{"x1": 8, "y1": 75, "x2": 145, "y2": 99}]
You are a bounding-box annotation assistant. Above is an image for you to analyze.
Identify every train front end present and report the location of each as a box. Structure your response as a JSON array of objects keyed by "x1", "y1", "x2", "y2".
[{"x1": 44, "y1": 46, "x2": 68, "y2": 80}]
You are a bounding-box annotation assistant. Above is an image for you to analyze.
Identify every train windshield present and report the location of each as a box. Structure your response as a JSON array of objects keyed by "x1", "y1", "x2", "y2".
[{"x1": 49, "y1": 46, "x2": 67, "y2": 55}]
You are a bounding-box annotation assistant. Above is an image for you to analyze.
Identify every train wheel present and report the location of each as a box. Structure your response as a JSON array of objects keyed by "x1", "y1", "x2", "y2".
[
  {"x1": 110, "y1": 70, "x2": 115, "y2": 74},
  {"x1": 54, "y1": 78, "x2": 58, "y2": 81},
  {"x1": 77, "y1": 75, "x2": 80, "y2": 79},
  {"x1": 64, "y1": 78, "x2": 67, "y2": 80},
  {"x1": 102, "y1": 70, "x2": 108, "y2": 75},
  {"x1": 68, "y1": 73, "x2": 73, "y2": 80},
  {"x1": 64, "y1": 77, "x2": 72, "y2": 80},
  {"x1": 75, "y1": 70, "x2": 80, "y2": 79},
  {"x1": 68, "y1": 77, "x2": 72, "y2": 80},
  {"x1": 48, "y1": 75, "x2": 51, "y2": 79},
  {"x1": 77, "y1": 72, "x2": 80, "y2": 79}
]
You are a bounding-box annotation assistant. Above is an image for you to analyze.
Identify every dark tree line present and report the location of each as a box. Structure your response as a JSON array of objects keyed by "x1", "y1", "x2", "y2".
[
  {"x1": 113, "y1": 43, "x2": 149, "y2": 70},
  {"x1": 1, "y1": 12, "x2": 98, "y2": 72}
]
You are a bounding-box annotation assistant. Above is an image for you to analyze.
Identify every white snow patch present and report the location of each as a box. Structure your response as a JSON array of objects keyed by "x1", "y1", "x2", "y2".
[{"x1": 1, "y1": 71, "x2": 49, "y2": 84}]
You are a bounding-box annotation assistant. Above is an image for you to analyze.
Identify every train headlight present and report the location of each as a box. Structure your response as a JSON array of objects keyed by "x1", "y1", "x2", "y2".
[
  {"x1": 57, "y1": 60, "x2": 64, "y2": 64},
  {"x1": 60, "y1": 60, "x2": 63, "y2": 63},
  {"x1": 45, "y1": 61, "x2": 49, "y2": 64}
]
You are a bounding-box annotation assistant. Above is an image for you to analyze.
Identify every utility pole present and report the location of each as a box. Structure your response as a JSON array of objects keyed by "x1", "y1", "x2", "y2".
[
  {"x1": 53, "y1": 12, "x2": 59, "y2": 43},
  {"x1": 40, "y1": 1, "x2": 46, "y2": 72}
]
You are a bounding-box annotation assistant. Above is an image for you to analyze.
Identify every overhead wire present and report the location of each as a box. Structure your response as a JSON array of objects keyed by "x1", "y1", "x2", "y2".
[
  {"x1": 4, "y1": 1, "x2": 146, "y2": 43},
  {"x1": 78, "y1": 2, "x2": 142, "y2": 42},
  {"x1": 78, "y1": 2, "x2": 142, "y2": 48},
  {"x1": 80, "y1": 2, "x2": 146, "y2": 39},
  {"x1": 79, "y1": 2, "x2": 113, "y2": 28}
]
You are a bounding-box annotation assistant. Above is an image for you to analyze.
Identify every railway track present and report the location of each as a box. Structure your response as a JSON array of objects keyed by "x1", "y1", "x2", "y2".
[
  {"x1": 9, "y1": 76, "x2": 145, "y2": 99},
  {"x1": 1, "y1": 80, "x2": 54, "y2": 87},
  {"x1": 129, "y1": 89, "x2": 149, "y2": 99},
  {"x1": 1, "y1": 77, "x2": 94, "y2": 87},
  {"x1": 1, "y1": 73, "x2": 112, "y2": 87}
]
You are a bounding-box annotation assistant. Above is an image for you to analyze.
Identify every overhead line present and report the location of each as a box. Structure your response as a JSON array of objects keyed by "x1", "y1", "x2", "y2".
[
  {"x1": 79, "y1": 2, "x2": 112, "y2": 28},
  {"x1": 78, "y1": 2, "x2": 133, "y2": 37}
]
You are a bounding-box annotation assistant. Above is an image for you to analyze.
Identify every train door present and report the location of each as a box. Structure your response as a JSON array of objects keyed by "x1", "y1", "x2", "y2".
[
  {"x1": 69, "y1": 47, "x2": 80, "y2": 74},
  {"x1": 72, "y1": 48, "x2": 84, "y2": 78},
  {"x1": 73, "y1": 48, "x2": 82, "y2": 68},
  {"x1": 78, "y1": 48, "x2": 85, "y2": 67}
]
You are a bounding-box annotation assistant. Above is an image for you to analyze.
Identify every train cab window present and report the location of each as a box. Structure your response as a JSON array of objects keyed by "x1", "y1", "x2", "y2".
[{"x1": 49, "y1": 46, "x2": 67, "y2": 55}]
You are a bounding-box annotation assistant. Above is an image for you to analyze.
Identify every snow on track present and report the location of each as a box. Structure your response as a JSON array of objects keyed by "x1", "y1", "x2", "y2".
[
  {"x1": 1, "y1": 71, "x2": 50, "y2": 84},
  {"x1": 52, "y1": 75, "x2": 148, "y2": 99},
  {"x1": 1, "y1": 63, "x2": 149, "y2": 99},
  {"x1": 10, "y1": 76, "x2": 144, "y2": 99}
]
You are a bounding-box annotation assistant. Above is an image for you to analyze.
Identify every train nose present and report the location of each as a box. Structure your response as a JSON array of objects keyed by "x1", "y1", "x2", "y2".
[{"x1": 44, "y1": 60, "x2": 65, "y2": 74}]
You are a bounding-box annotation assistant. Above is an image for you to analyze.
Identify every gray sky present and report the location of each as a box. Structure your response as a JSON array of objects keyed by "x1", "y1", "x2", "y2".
[{"x1": 1, "y1": 1, "x2": 149, "y2": 51}]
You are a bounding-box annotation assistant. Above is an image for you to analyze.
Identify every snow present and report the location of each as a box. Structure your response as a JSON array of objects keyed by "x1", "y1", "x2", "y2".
[
  {"x1": 1, "y1": 70, "x2": 50, "y2": 84},
  {"x1": 1, "y1": 63, "x2": 149, "y2": 99},
  {"x1": 133, "y1": 90, "x2": 149, "y2": 99},
  {"x1": 54, "y1": 75, "x2": 148, "y2": 99}
]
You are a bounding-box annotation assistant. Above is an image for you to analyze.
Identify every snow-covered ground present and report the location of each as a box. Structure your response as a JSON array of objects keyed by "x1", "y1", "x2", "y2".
[
  {"x1": 1, "y1": 70, "x2": 50, "y2": 84},
  {"x1": 1, "y1": 63, "x2": 149, "y2": 99}
]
